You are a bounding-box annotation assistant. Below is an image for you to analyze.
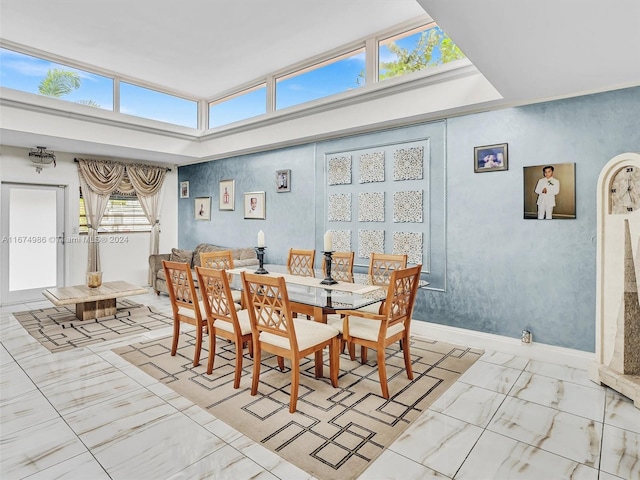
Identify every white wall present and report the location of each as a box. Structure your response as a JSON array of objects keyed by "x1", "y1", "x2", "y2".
[{"x1": 0, "y1": 146, "x2": 178, "y2": 300}]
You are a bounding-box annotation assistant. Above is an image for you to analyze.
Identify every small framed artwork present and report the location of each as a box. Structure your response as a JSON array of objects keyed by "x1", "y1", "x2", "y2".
[
  {"x1": 180, "y1": 181, "x2": 189, "y2": 198},
  {"x1": 523, "y1": 163, "x2": 576, "y2": 220},
  {"x1": 195, "y1": 197, "x2": 211, "y2": 221},
  {"x1": 276, "y1": 169, "x2": 291, "y2": 192},
  {"x1": 474, "y1": 143, "x2": 509, "y2": 172},
  {"x1": 219, "y1": 179, "x2": 235, "y2": 210},
  {"x1": 244, "y1": 191, "x2": 265, "y2": 219}
]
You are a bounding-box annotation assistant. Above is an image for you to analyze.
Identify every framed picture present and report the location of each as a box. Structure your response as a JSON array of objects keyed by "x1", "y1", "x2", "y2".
[
  {"x1": 244, "y1": 191, "x2": 265, "y2": 219},
  {"x1": 180, "y1": 181, "x2": 189, "y2": 198},
  {"x1": 195, "y1": 197, "x2": 211, "y2": 220},
  {"x1": 219, "y1": 179, "x2": 235, "y2": 210},
  {"x1": 474, "y1": 143, "x2": 508, "y2": 172},
  {"x1": 276, "y1": 169, "x2": 291, "y2": 192},
  {"x1": 523, "y1": 163, "x2": 576, "y2": 220}
]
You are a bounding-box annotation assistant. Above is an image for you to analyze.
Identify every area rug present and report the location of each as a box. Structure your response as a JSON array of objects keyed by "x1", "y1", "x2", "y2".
[
  {"x1": 114, "y1": 330, "x2": 483, "y2": 480},
  {"x1": 13, "y1": 299, "x2": 174, "y2": 353}
]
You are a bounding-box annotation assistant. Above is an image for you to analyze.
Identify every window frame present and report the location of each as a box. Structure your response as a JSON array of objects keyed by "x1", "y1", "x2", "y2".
[{"x1": 79, "y1": 191, "x2": 152, "y2": 234}]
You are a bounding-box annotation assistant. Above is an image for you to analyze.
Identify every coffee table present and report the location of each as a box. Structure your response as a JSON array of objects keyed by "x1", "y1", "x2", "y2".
[{"x1": 43, "y1": 281, "x2": 149, "y2": 320}]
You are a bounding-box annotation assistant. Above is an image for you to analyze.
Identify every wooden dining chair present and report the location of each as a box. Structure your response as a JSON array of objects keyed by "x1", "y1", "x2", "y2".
[
  {"x1": 357, "y1": 253, "x2": 409, "y2": 316},
  {"x1": 200, "y1": 250, "x2": 234, "y2": 270},
  {"x1": 287, "y1": 248, "x2": 315, "y2": 276},
  {"x1": 241, "y1": 271, "x2": 340, "y2": 413},
  {"x1": 333, "y1": 264, "x2": 422, "y2": 399},
  {"x1": 199, "y1": 250, "x2": 243, "y2": 306},
  {"x1": 162, "y1": 260, "x2": 206, "y2": 367},
  {"x1": 195, "y1": 266, "x2": 252, "y2": 388},
  {"x1": 369, "y1": 252, "x2": 408, "y2": 285},
  {"x1": 322, "y1": 251, "x2": 355, "y2": 282}
]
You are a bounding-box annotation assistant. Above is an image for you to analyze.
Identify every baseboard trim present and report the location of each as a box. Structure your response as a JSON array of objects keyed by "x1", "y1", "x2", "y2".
[{"x1": 411, "y1": 320, "x2": 594, "y2": 370}]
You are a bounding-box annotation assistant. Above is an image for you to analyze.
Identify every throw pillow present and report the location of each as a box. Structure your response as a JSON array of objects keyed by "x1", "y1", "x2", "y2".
[{"x1": 170, "y1": 248, "x2": 193, "y2": 265}]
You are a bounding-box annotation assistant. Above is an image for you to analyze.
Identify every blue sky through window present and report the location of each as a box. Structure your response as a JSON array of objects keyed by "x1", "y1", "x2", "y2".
[
  {"x1": 276, "y1": 49, "x2": 365, "y2": 110},
  {"x1": 0, "y1": 23, "x2": 462, "y2": 129},
  {"x1": 0, "y1": 48, "x2": 114, "y2": 109}
]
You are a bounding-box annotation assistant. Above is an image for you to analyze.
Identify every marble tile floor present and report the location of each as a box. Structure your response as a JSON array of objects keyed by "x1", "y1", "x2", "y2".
[{"x1": 1, "y1": 290, "x2": 639, "y2": 480}]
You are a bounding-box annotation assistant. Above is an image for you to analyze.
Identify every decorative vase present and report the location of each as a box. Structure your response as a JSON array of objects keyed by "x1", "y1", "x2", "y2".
[{"x1": 87, "y1": 271, "x2": 102, "y2": 288}]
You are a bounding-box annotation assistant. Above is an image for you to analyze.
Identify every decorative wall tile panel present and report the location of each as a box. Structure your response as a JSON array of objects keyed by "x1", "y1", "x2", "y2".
[
  {"x1": 328, "y1": 156, "x2": 352, "y2": 185},
  {"x1": 331, "y1": 230, "x2": 352, "y2": 252},
  {"x1": 358, "y1": 230, "x2": 385, "y2": 259},
  {"x1": 358, "y1": 192, "x2": 385, "y2": 222},
  {"x1": 393, "y1": 146, "x2": 424, "y2": 180},
  {"x1": 393, "y1": 232, "x2": 423, "y2": 265},
  {"x1": 359, "y1": 151, "x2": 385, "y2": 183},
  {"x1": 393, "y1": 190, "x2": 423, "y2": 223},
  {"x1": 328, "y1": 193, "x2": 351, "y2": 222}
]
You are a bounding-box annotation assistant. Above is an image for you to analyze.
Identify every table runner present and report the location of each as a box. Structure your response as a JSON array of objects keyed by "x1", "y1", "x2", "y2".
[{"x1": 227, "y1": 267, "x2": 382, "y2": 295}]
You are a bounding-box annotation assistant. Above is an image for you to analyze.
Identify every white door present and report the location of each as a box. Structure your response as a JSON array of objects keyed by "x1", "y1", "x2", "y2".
[{"x1": 0, "y1": 183, "x2": 65, "y2": 305}]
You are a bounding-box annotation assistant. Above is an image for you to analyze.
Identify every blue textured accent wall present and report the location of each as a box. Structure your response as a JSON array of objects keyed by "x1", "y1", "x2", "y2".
[{"x1": 179, "y1": 86, "x2": 640, "y2": 352}]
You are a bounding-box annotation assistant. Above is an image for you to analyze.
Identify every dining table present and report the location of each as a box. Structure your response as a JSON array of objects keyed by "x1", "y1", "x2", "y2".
[
  {"x1": 226, "y1": 264, "x2": 428, "y2": 377},
  {"x1": 226, "y1": 264, "x2": 391, "y2": 321}
]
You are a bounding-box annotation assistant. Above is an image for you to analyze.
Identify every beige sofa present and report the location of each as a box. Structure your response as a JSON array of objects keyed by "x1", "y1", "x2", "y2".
[{"x1": 149, "y1": 243, "x2": 258, "y2": 295}]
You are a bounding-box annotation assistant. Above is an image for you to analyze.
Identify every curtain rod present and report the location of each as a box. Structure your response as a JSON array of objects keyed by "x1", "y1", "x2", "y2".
[{"x1": 73, "y1": 158, "x2": 172, "y2": 172}]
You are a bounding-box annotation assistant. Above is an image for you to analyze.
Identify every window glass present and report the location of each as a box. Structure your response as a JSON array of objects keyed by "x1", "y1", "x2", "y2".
[
  {"x1": 80, "y1": 193, "x2": 151, "y2": 234},
  {"x1": 0, "y1": 47, "x2": 113, "y2": 109},
  {"x1": 209, "y1": 84, "x2": 267, "y2": 128},
  {"x1": 276, "y1": 48, "x2": 365, "y2": 110},
  {"x1": 120, "y1": 82, "x2": 197, "y2": 128},
  {"x1": 379, "y1": 24, "x2": 465, "y2": 81}
]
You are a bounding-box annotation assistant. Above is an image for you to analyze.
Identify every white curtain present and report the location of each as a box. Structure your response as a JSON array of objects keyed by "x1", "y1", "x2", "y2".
[
  {"x1": 77, "y1": 159, "x2": 167, "y2": 282},
  {"x1": 126, "y1": 164, "x2": 167, "y2": 285},
  {"x1": 77, "y1": 159, "x2": 126, "y2": 273}
]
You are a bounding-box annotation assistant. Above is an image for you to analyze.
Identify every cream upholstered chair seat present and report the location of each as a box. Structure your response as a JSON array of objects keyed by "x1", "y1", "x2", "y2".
[
  {"x1": 177, "y1": 300, "x2": 206, "y2": 319},
  {"x1": 212, "y1": 308, "x2": 252, "y2": 336},
  {"x1": 327, "y1": 315, "x2": 404, "y2": 342},
  {"x1": 260, "y1": 319, "x2": 339, "y2": 351}
]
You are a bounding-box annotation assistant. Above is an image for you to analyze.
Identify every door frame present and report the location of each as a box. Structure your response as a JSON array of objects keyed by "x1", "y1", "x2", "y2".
[{"x1": 0, "y1": 182, "x2": 66, "y2": 305}]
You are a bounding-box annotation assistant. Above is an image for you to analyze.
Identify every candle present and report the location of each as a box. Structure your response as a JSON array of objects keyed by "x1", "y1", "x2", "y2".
[
  {"x1": 257, "y1": 230, "x2": 265, "y2": 247},
  {"x1": 323, "y1": 231, "x2": 332, "y2": 251}
]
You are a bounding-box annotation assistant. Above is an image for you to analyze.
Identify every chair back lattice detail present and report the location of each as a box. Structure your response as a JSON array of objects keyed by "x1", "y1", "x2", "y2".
[
  {"x1": 384, "y1": 265, "x2": 421, "y2": 330},
  {"x1": 200, "y1": 250, "x2": 234, "y2": 270},
  {"x1": 164, "y1": 261, "x2": 198, "y2": 307},
  {"x1": 369, "y1": 253, "x2": 408, "y2": 285},
  {"x1": 197, "y1": 267, "x2": 236, "y2": 322},
  {"x1": 322, "y1": 251, "x2": 354, "y2": 275},
  {"x1": 242, "y1": 273, "x2": 296, "y2": 345},
  {"x1": 287, "y1": 248, "x2": 315, "y2": 276}
]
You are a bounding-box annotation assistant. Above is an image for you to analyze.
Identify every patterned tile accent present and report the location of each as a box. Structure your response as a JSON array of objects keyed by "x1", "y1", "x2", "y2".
[
  {"x1": 328, "y1": 193, "x2": 352, "y2": 222},
  {"x1": 328, "y1": 155, "x2": 352, "y2": 185},
  {"x1": 359, "y1": 151, "x2": 385, "y2": 183},
  {"x1": 358, "y1": 229, "x2": 385, "y2": 258},
  {"x1": 393, "y1": 146, "x2": 424, "y2": 181},
  {"x1": 331, "y1": 230, "x2": 352, "y2": 252},
  {"x1": 393, "y1": 232, "x2": 423, "y2": 265},
  {"x1": 393, "y1": 190, "x2": 423, "y2": 223},
  {"x1": 358, "y1": 192, "x2": 385, "y2": 222}
]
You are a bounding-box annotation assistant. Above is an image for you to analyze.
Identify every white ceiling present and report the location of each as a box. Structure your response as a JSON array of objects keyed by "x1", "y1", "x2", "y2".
[
  {"x1": 1, "y1": 0, "x2": 639, "y2": 162},
  {"x1": 0, "y1": 0, "x2": 427, "y2": 100}
]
